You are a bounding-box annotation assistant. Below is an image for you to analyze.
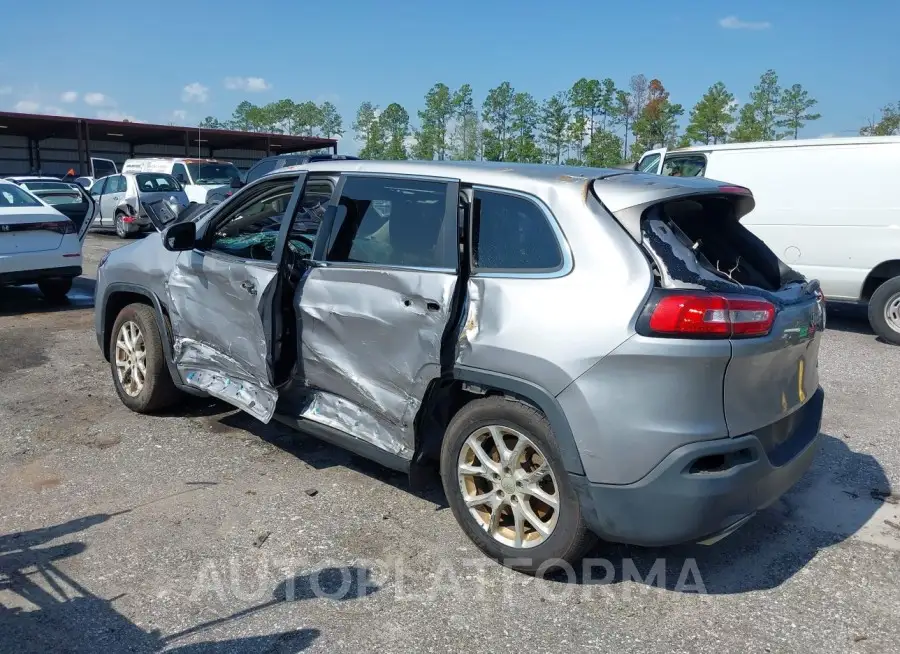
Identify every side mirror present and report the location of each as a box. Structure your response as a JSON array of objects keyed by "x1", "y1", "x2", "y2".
[
  {"x1": 230, "y1": 177, "x2": 244, "y2": 189},
  {"x1": 162, "y1": 221, "x2": 196, "y2": 251}
]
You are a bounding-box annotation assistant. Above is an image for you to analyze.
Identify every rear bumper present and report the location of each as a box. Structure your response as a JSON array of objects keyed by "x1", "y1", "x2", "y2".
[
  {"x1": 573, "y1": 387, "x2": 824, "y2": 547},
  {"x1": 0, "y1": 265, "x2": 82, "y2": 286}
]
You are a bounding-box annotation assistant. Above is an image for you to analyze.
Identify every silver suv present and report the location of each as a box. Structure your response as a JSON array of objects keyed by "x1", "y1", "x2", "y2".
[{"x1": 94, "y1": 161, "x2": 826, "y2": 571}]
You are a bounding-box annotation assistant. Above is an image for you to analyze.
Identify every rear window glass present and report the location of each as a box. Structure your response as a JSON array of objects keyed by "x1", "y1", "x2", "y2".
[
  {"x1": 325, "y1": 176, "x2": 454, "y2": 269},
  {"x1": 136, "y1": 173, "x2": 182, "y2": 192},
  {"x1": 0, "y1": 184, "x2": 42, "y2": 207},
  {"x1": 472, "y1": 190, "x2": 563, "y2": 272}
]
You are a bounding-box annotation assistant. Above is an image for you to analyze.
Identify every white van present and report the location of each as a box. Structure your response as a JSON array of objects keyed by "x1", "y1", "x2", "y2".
[
  {"x1": 120, "y1": 158, "x2": 242, "y2": 204},
  {"x1": 636, "y1": 136, "x2": 900, "y2": 344}
]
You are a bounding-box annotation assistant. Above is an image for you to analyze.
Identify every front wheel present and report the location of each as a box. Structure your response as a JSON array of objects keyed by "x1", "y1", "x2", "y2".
[
  {"x1": 868, "y1": 276, "x2": 900, "y2": 345},
  {"x1": 38, "y1": 277, "x2": 73, "y2": 303},
  {"x1": 110, "y1": 303, "x2": 182, "y2": 412},
  {"x1": 440, "y1": 396, "x2": 595, "y2": 574}
]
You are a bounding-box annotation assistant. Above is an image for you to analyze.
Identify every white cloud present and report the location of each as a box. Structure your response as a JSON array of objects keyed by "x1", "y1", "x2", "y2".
[
  {"x1": 818, "y1": 132, "x2": 838, "y2": 138},
  {"x1": 719, "y1": 16, "x2": 771, "y2": 30},
  {"x1": 224, "y1": 76, "x2": 271, "y2": 92},
  {"x1": 171, "y1": 109, "x2": 188, "y2": 122},
  {"x1": 43, "y1": 105, "x2": 74, "y2": 117},
  {"x1": 60, "y1": 91, "x2": 78, "y2": 103},
  {"x1": 0, "y1": 86, "x2": 12, "y2": 95},
  {"x1": 97, "y1": 110, "x2": 140, "y2": 122},
  {"x1": 13, "y1": 100, "x2": 40, "y2": 113},
  {"x1": 182, "y1": 82, "x2": 209, "y2": 103},
  {"x1": 85, "y1": 92, "x2": 114, "y2": 107}
]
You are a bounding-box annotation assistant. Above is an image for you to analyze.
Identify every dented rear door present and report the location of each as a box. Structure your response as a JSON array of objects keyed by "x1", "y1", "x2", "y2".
[{"x1": 293, "y1": 173, "x2": 460, "y2": 460}]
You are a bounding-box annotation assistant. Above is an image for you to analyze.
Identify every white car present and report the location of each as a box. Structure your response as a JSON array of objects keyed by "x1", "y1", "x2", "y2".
[{"x1": 0, "y1": 179, "x2": 95, "y2": 302}]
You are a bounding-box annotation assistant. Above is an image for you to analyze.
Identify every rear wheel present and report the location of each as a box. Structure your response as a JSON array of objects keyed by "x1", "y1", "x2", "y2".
[
  {"x1": 38, "y1": 278, "x2": 73, "y2": 303},
  {"x1": 110, "y1": 303, "x2": 181, "y2": 412},
  {"x1": 440, "y1": 396, "x2": 595, "y2": 574},
  {"x1": 114, "y1": 210, "x2": 132, "y2": 239},
  {"x1": 868, "y1": 276, "x2": 900, "y2": 345}
]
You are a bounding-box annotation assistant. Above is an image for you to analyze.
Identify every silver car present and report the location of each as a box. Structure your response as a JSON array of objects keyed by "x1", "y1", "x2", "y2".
[
  {"x1": 89, "y1": 172, "x2": 190, "y2": 238},
  {"x1": 94, "y1": 160, "x2": 826, "y2": 571}
]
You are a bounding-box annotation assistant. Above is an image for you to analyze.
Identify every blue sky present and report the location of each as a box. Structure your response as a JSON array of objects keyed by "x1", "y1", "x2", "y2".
[{"x1": 1, "y1": 0, "x2": 897, "y2": 153}]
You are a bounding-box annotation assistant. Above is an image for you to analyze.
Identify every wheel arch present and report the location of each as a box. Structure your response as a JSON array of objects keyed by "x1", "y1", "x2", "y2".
[
  {"x1": 412, "y1": 366, "x2": 586, "y2": 476},
  {"x1": 100, "y1": 283, "x2": 182, "y2": 386},
  {"x1": 861, "y1": 260, "x2": 900, "y2": 301}
]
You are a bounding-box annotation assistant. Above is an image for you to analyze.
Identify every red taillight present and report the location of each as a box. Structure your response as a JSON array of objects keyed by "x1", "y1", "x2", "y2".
[
  {"x1": 648, "y1": 294, "x2": 775, "y2": 338},
  {"x1": 36, "y1": 221, "x2": 76, "y2": 234}
]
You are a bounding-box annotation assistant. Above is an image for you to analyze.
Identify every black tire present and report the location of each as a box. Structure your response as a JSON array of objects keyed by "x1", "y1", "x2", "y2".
[
  {"x1": 38, "y1": 277, "x2": 73, "y2": 303},
  {"x1": 110, "y1": 303, "x2": 181, "y2": 412},
  {"x1": 440, "y1": 395, "x2": 596, "y2": 574},
  {"x1": 868, "y1": 276, "x2": 900, "y2": 345},
  {"x1": 114, "y1": 210, "x2": 132, "y2": 239}
]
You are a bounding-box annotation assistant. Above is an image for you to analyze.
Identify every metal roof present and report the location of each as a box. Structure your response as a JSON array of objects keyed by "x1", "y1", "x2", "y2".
[{"x1": 0, "y1": 111, "x2": 336, "y2": 152}]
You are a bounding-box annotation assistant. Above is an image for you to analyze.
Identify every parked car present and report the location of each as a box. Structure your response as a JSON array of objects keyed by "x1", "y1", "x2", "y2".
[
  {"x1": 635, "y1": 135, "x2": 900, "y2": 343},
  {"x1": 89, "y1": 172, "x2": 190, "y2": 238},
  {"x1": 0, "y1": 178, "x2": 95, "y2": 301},
  {"x1": 121, "y1": 158, "x2": 242, "y2": 204},
  {"x1": 94, "y1": 160, "x2": 825, "y2": 571},
  {"x1": 205, "y1": 154, "x2": 359, "y2": 207}
]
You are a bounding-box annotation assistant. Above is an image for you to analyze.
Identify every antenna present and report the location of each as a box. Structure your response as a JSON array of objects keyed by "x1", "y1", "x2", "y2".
[{"x1": 198, "y1": 126, "x2": 201, "y2": 158}]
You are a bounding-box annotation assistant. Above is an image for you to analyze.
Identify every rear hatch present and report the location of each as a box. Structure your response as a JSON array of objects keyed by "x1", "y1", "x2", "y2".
[
  {"x1": 0, "y1": 207, "x2": 69, "y2": 254},
  {"x1": 598, "y1": 176, "x2": 825, "y2": 439}
]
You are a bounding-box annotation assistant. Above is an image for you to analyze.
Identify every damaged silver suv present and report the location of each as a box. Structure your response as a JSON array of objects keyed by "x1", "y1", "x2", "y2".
[{"x1": 95, "y1": 161, "x2": 826, "y2": 571}]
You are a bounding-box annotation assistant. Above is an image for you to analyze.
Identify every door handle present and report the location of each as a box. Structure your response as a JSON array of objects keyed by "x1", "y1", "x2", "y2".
[
  {"x1": 426, "y1": 301, "x2": 441, "y2": 312},
  {"x1": 240, "y1": 280, "x2": 257, "y2": 295}
]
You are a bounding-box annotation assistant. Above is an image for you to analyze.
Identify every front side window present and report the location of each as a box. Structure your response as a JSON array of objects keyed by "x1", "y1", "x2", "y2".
[
  {"x1": 638, "y1": 153, "x2": 661, "y2": 173},
  {"x1": 245, "y1": 158, "x2": 278, "y2": 185},
  {"x1": 472, "y1": 190, "x2": 563, "y2": 272},
  {"x1": 324, "y1": 176, "x2": 454, "y2": 269},
  {"x1": 208, "y1": 181, "x2": 296, "y2": 262},
  {"x1": 187, "y1": 162, "x2": 241, "y2": 185},
  {"x1": 172, "y1": 163, "x2": 190, "y2": 184},
  {"x1": 662, "y1": 155, "x2": 707, "y2": 177},
  {"x1": 136, "y1": 173, "x2": 182, "y2": 192},
  {"x1": 0, "y1": 184, "x2": 42, "y2": 207}
]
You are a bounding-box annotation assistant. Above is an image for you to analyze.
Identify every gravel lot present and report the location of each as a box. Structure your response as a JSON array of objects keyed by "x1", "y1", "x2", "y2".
[{"x1": 1, "y1": 233, "x2": 899, "y2": 653}]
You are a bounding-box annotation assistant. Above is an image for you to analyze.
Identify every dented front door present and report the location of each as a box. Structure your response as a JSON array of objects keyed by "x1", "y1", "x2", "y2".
[
  {"x1": 166, "y1": 173, "x2": 309, "y2": 423},
  {"x1": 293, "y1": 173, "x2": 461, "y2": 459}
]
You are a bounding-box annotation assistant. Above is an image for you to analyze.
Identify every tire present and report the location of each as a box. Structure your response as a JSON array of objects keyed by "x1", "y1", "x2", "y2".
[
  {"x1": 868, "y1": 276, "x2": 900, "y2": 345},
  {"x1": 110, "y1": 303, "x2": 181, "y2": 412},
  {"x1": 440, "y1": 395, "x2": 595, "y2": 574},
  {"x1": 38, "y1": 277, "x2": 73, "y2": 303},
  {"x1": 114, "y1": 210, "x2": 132, "y2": 239}
]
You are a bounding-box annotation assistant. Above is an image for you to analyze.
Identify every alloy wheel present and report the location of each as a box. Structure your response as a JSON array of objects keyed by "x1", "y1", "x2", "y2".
[
  {"x1": 115, "y1": 320, "x2": 146, "y2": 397},
  {"x1": 457, "y1": 425, "x2": 560, "y2": 549}
]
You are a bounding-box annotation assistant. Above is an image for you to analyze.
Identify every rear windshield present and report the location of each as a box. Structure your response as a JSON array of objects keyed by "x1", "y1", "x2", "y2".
[
  {"x1": 36, "y1": 190, "x2": 84, "y2": 206},
  {"x1": 23, "y1": 181, "x2": 78, "y2": 191},
  {"x1": 136, "y1": 173, "x2": 182, "y2": 193},
  {"x1": 186, "y1": 162, "x2": 241, "y2": 185},
  {"x1": 0, "y1": 184, "x2": 42, "y2": 207}
]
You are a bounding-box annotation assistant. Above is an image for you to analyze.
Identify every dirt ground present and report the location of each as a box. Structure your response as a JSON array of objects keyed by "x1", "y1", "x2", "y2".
[{"x1": 0, "y1": 233, "x2": 898, "y2": 653}]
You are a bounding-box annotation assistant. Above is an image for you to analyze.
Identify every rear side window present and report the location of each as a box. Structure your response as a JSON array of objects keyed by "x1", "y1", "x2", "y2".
[
  {"x1": 472, "y1": 190, "x2": 563, "y2": 273},
  {"x1": 245, "y1": 158, "x2": 278, "y2": 184},
  {"x1": 92, "y1": 159, "x2": 117, "y2": 178},
  {"x1": 662, "y1": 155, "x2": 707, "y2": 177},
  {"x1": 324, "y1": 176, "x2": 455, "y2": 269},
  {"x1": 107, "y1": 175, "x2": 127, "y2": 193},
  {"x1": 0, "y1": 184, "x2": 42, "y2": 207}
]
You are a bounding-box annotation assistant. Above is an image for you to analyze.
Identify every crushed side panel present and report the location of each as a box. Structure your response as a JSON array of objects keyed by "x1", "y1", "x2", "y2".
[{"x1": 295, "y1": 266, "x2": 457, "y2": 459}]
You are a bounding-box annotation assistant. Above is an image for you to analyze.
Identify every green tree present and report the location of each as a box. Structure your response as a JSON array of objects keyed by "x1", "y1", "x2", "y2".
[
  {"x1": 861, "y1": 101, "x2": 900, "y2": 136},
  {"x1": 353, "y1": 102, "x2": 378, "y2": 153},
  {"x1": 731, "y1": 103, "x2": 764, "y2": 142},
  {"x1": 777, "y1": 83, "x2": 821, "y2": 139},
  {"x1": 632, "y1": 79, "x2": 684, "y2": 154},
  {"x1": 229, "y1": 101, "x2": 258, "y2": 131},
  {"x1": 540, "y1": 92, "x2": 570, "y2": 164},
  {"x1": 319, "y1": 101, "x2": 343, "y2": 138},
  {"x1": 509, "y1": 92, "x2": 541, "y2": 163},
  {"x1": 451, "y1": 84, "x2": 479, "y2": 160},
  {"x1": 737, "y1": 69, "x2": 783, "y2": 141},
  {"x1": 584, "y1": 129, "x2": 624, "y2": 168},
  {"x1": 569, "y1": 78, "x2": 596, "y2": 157},
  {"x1": 685, "y1": 82, "x2": 735, "y2": 144},
  {"x1": 198, "y1": 116, "x2": 226, "y2": 129},
  {"x1": 292, "y1": 101, "x2": 323, "y2": 136},
  {"x1": 266, "y1": 99, "x2": 296, "y2": 133},
  {"x1": 413, "y1": 83, "x2": 453, "y2": 160},
  {"x1": 359, "y1": 115, "x2": 387, "y2": 159},
  {"x1": 380, "y1": 103, "x2": 410, "y2": 160},
  {"x1": 482, "y1": 82, "x2": 515, "y2": 161},
  {"x1": 613, "y1": 90, "x2": 636, "y2": 159},
  {"x1": 598, "y1": 78, "x2": 617, "y2": 132}
]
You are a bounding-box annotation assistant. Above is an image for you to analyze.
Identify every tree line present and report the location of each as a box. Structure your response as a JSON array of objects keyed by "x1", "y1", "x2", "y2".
[{"x1": 195, "y1": 70, "x2": 894, "y2": 163}]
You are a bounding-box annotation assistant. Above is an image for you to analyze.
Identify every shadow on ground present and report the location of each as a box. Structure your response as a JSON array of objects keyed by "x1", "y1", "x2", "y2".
[
  {"x1": 0, "y1": 506, "x2": 379, "y2": 652},
  {"x1": 0, "y1": 278, "x2": 96, "y2": 316}
]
